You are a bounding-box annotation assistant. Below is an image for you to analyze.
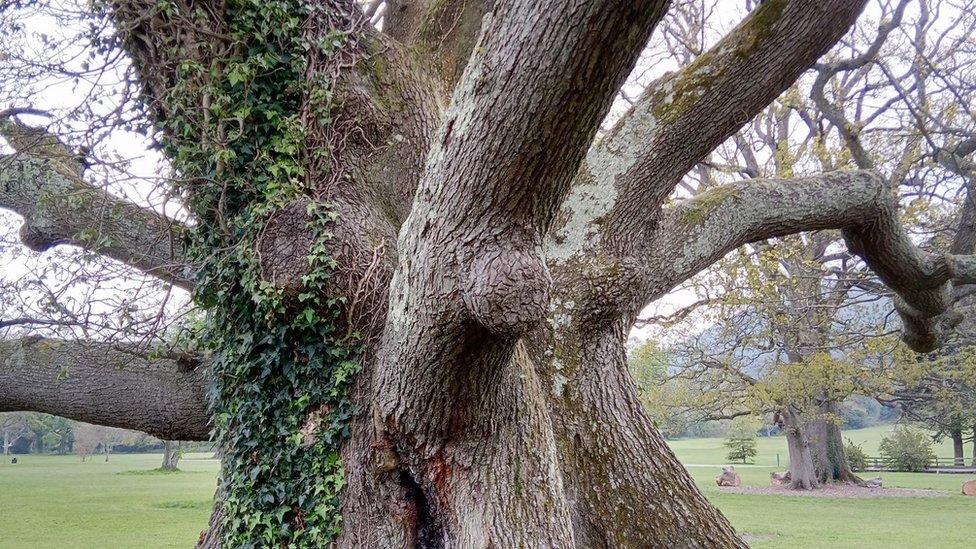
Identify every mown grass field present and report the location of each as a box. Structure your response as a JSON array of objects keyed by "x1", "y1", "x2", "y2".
[
  {"x1": 671, "y1": 424, "x2": 975, "y2": 548},
  {"x1": 0, "y1": 453, "x2": 218, "y2": 548},
  {"x1": 0, "y1": 425, "x2": 973, "y2": 548}
]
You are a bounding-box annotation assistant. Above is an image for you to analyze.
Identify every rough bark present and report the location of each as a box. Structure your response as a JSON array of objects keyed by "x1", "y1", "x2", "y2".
[
  {"x1": 646, "y1": 169, "x2": 976, "y2": 352},
  {"x1": 807, "y1": 402, "x2": 862, "y2": 485},
  {"x1": 546, "y1": 0, "x2": 871, "y2": 330},
  {"x1": 0, "y1": 338, "x2": 209, "y2": 441},
  {"x1": 372, "y1": 2, "x2": 674, "y2": 545},
  {"x1": 649, "y1": 171, "x2": 893, "y2": 297},
  {"x1": 602, "y1": 0, "x2": 870, "y2": 249},
  {"x1": 781, "y1": 408, "x2": 819, "y2": 490},
  {"x1": 535, "y1": 320, "x2": 745, "y2": 546},
  {"x1": 8, "y1": 1, "x2": 970, "y2": 547},
  {"x1": 384, "y1": 0, "x2": 492, "y2": 92}
]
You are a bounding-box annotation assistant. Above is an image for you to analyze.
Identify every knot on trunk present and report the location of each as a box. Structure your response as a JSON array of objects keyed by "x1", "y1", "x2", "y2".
[
  {"x1": 461, "y1": 244, "x2": 551, "y2": 337},
  {"x1": 256, "y1": 200, "x2": 316, "y2": 304}
]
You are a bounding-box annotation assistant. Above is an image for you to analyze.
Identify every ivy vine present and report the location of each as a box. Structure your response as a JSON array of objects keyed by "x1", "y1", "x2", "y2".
[{"x1": 138, "y1": 0, "x2": 363, "y2": 545}]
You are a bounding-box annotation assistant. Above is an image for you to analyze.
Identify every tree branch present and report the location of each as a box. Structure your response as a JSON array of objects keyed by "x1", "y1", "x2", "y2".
[
  {"x1": 0, "y1": 117, "x2": 192, "y2": 288},
  {"x1": 549, "y1": 0, "x2": 870, "y2": 271},
  {"x1": 374, "y1": 2, "x2": 670, "y2": 539},
  {"x1": 648, "y1": 169, "x2": 976, "y2": 353},
  {"x1": 0, "y1": 337, "x2": 210, "y2": 441},
  {"x1": 810, "y1": 0, "x2": 911, "y2": 170},
  {"x1": 391, "y1": 0, "x2": 670, "y2": 338},
  {"x1": 652, "y1": 171, "x2": 890, "y2": 294}
]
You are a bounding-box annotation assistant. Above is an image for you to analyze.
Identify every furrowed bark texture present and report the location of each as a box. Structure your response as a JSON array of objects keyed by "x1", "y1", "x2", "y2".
[
  {"x1": 0, "y1": 338, "x2": 209, "y2": 441},
  {"x1": 373, "y1": 1, "x2": 677, "y2": 545},
  {"x1": 781, "y1": 408, "x2": 819, "y2": 490},
  {"x1": 384, "y1": 0, "x2": 492, "y2": 92},
  {"x1": 537, "y1": 2, "x2": 869, "y2": 539},
  {"x1": 10, "y1": 1, "x2": 974, "y2": 547},
  {"x1": 807, "y1": 401, "x2": 862, "y2": 485},
  {"x1": 531, "y1": 320, "x2": 745, "y2": 546}
]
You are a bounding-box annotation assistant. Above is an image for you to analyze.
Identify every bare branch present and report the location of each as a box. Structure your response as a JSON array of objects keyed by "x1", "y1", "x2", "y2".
[
  {"x1": 0, "y1": 337, "x2": 210, "y2": 441},
  {"x1": 0, "y1": 117, "x2": 192, "y2": 288},
  {"x1": 810, "y1": 0, "x2": 911, "y2": 170}
]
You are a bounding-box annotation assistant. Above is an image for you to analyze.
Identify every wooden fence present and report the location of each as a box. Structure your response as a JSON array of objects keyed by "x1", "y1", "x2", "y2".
[{"x1": 863, "y1": 456, "x2": 976, "y2": 473}]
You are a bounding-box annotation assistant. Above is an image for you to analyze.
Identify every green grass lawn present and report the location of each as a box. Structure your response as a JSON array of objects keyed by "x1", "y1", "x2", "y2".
[
  {"x1": 669, "y1": 424, "x2": 976, "y2": 548},
  {"x1": 0, "y1": 425, "x2": 973, "y2": 548},
  {"x1": 0, "y1": 453, "x2": 218, "y2": 548}
]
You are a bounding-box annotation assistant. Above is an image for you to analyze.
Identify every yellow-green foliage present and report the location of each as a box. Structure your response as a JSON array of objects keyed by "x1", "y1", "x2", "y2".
[{"x1": 629, "y1": 340, "x2": 694, "y2": 437}]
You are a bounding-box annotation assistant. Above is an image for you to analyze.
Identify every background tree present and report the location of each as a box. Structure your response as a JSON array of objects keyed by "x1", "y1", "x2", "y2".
[
  {"x1": 3, "y1": 1, "x2": 976, "y2": 546},
  {"x1": 647, "y1": 0, "x2": 976, "y2": 490},
  {"x1": 161, "y1": 440, "x2": 184, "y2": 471},
  {"x1": 71, "y1": 422, "x2": 98, "y2": 462},
  {"x1": 70, "y1": 421, "x2": 134, "y2": 462},
  {"x1": 882, "y1": 345, "x2": 976, "y2": 465},
  {"x1": 724, "y1": 416, "x2": 760, "y2": 464},
  {"x1": 879, "y1": 424, "x2": 938, "y2": 471},
  {"x1": 628, "y1": 339, "x2": 695, "y2": 437},
  {"x1": 1, "y1": 412, "x2": 31, "y2": 455},
  {"x1": 20, "y1": 412, "x2": 76, "y2": 454}
]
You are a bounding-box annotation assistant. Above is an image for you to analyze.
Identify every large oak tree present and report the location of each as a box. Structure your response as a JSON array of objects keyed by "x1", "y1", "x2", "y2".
[{"x1": 3, "y1": 0, "x2": 976, "y2": 546}]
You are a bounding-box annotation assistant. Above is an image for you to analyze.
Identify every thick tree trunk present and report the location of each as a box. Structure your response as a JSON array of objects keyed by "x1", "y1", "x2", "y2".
[
  {"x1": 808, "y1": 402, "x2": 862, "y2": 485},
  {"x1": 951, "y1": 428, "x2": 965, "y2": 466},
  {"x1": 539, "y1": 321, "x2": 744, "y2": 547},
  {"x1": 2, "y1": 1, "x2": 895, "y2": 547},
  {"x1": 781, "y1": 408, "x2": 819, "y2": 490},
  {"x1": 784, "y1": 402, "x2": 861, "y2": 489},
  {"x1": 162, "y1": 441, "x2": 182, "y2": 471},
  {"x1": 334, "y1": 324, "x2": 746, "y2": 548}
]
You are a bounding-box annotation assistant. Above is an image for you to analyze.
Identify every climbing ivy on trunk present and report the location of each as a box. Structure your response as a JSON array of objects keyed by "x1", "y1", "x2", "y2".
[{"x1": 153, "y1": 0, "x2": 361, "y2": 545}]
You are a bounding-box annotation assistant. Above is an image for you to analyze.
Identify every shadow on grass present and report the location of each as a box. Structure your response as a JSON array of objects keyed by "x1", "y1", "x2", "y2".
[
  {"x1": 117, "y1": 468, "x2": 204, "y2": 475},
  {"x1": 150, "y1": 500, "x2": 212, "y2": 510}
]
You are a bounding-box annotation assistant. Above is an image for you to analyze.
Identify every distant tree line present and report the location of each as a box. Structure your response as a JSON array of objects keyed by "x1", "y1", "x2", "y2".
[{"x1": 0, "y1": 411, "x2": 212, "y2": 458}]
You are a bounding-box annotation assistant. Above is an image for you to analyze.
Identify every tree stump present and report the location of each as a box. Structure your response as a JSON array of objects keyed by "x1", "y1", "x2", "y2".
[{"x1": 716, "y1": 467, "x2": 741, "y2": 487}]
